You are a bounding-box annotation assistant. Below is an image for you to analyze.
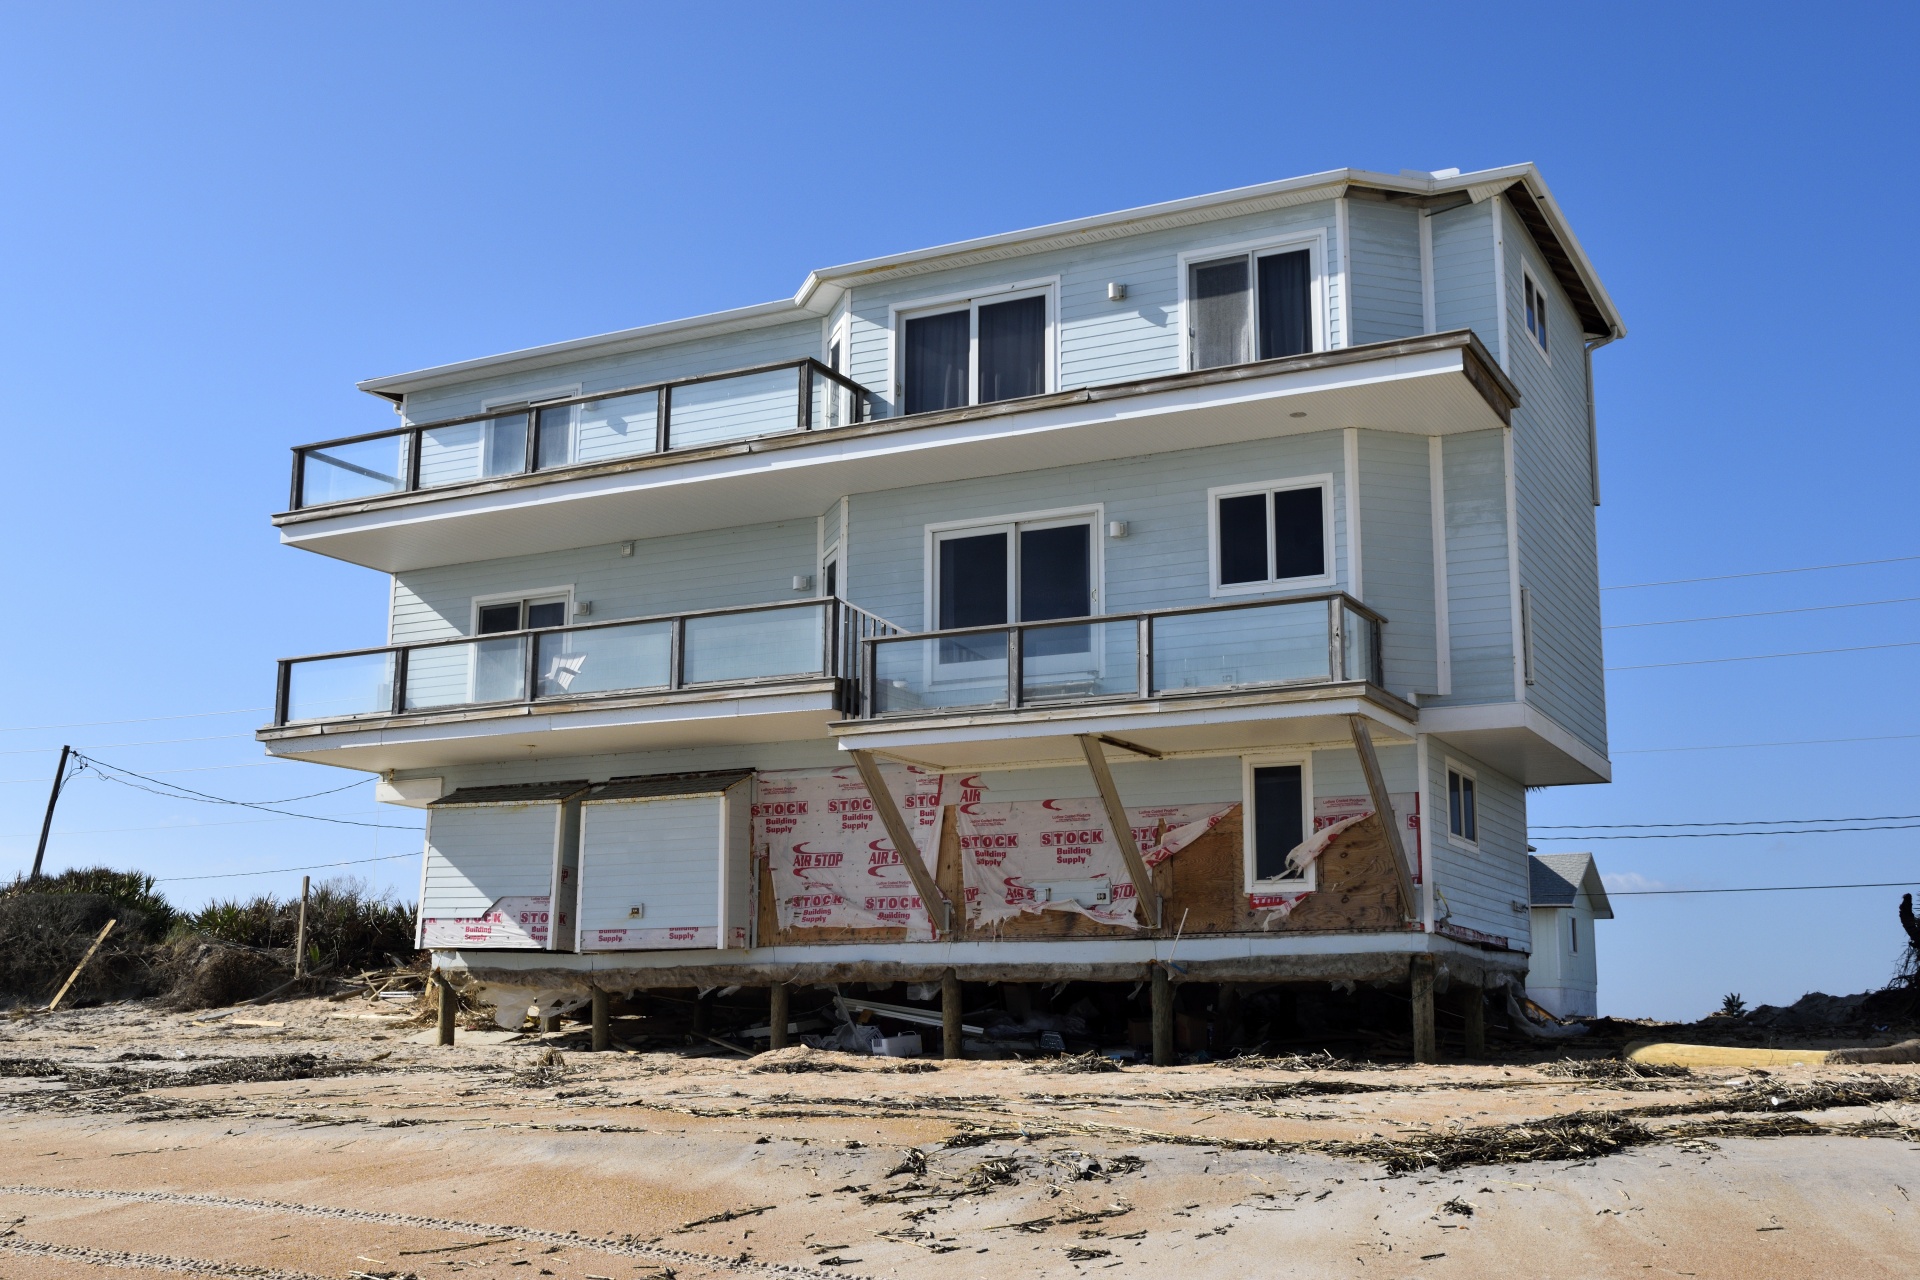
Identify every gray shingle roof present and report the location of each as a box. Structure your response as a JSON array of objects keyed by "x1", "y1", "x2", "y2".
[
  {"x1": 587, "y1": 769, "x2": 754, "y2": 802},
  {"x1": 431, "y1": 780, "x2": 591, "y2": 807},
  {"x1": 1529, "y1": 852, "x2": 1613, "y2": 917}
]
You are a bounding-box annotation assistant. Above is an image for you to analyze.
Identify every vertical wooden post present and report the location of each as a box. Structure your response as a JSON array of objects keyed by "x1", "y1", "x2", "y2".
[
  {"x1": 293, "y1": 876, "x2": 311, "y2": 979},
  {"x1": 768, "y1": 982, "x2": 791, "y2": 1051},
  {"x1": 1460, "y1": 981, "x2": 1485, "y2": 1058},
  {"x1": 1410, "y1": 955, "x2": 1437, "y2": 1064},
  {"x1": 941, "y1": 968, "x2": 962, "y2": 1059},
  {"x1": 1151, "y1": 964, "x2": 1174, "y2": 1067},
  {"x1": 591, "y1": 986, "x2": 610, "y2": 1053},
  {"x1": 435, "y1": 973, "x2": 456, "y2": 1047}
]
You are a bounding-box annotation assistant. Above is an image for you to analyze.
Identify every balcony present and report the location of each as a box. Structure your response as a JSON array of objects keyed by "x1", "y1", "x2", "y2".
[
  {"x1": 838, "y1": 593, "x2": 1413, "y2": 768},
  {"x1": 290, "y1": 357, "x2": 870, "y2": 510},
  {"x1": 259, "y1": 599, "x2": 903, "y2": 772},
  {"x1": 277, "y1": 331, "x2": 1517, "y2": 573}
]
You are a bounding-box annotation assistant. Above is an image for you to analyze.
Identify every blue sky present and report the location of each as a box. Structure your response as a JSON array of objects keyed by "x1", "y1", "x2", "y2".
[{"x1": 0, "y1": 4, "x2": 1912, "y2": 1022}]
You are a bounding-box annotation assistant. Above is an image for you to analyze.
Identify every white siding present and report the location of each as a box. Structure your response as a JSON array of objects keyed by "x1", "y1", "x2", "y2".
[
  {"x1": 1424, "y1": 740, "x2": 1530, "y2": 946},
  {"x1": 419, "y1": 803, "x2": 560, "y2": 947},
  {"x1": 1429, "y1": 430, "x2": 1514, "y2": 706},
  {"x1": 578, "y1": 795, "x2": 723, "y2": 945},
  {"x1": 1354, "y1": 430, "x2": 1438, "y2": 698}
]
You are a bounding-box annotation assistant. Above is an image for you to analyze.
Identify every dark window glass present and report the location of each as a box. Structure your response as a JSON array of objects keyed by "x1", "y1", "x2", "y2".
[
  {"x1": 977, "y1": 296, "x2": 1046, "y2": 404},
  {"x1": 483, "y1": 412, "x2": 529, "y2": 477},
  {"x1": 535, "y1": 405, "x2": 573, "y2": 470},
  {"x1": 1271, "y1": 487, "x2": 1326, "y2": 580},
  {"x1": 1257, "y1": 250, "x2": 1313, "y2": 359},
  {"x1": 1448, "y1": 770, "x2": 1477, "y2": 842},
  {"x1": 478, "y1": 603, "x2": 522, "y2": 634},
  {"x1": 1019, "y1": 523, "x2": 1090, "y2": 658},
  {"x1": 823, "y1": 559, "x2": 837, "y2": 598},
  {"x1": 525, "y1": 600, "x2": 566, "y2": 630},
  {"x1": 904, "y1": 310, "x2": 970, "y2": 415},
  {"x1": 1253, "y1": 764, "x2": 1305, "y2": 880},
  {"x1": 937, "y1": 532, "x2": 1008, "y2": 665},
  {"x1": 1217, "y1": 493, "x2": 1269, "y2": 585},
  {"x1": 828, "y1": 340, "x2": 842, "y2": 373},
  {"x1": 1190, "y1": 256, "x2": 1251, "y2": 369}
]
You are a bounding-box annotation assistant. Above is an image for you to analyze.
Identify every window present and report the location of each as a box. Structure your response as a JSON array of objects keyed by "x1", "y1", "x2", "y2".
[
  {"x1": 931, "y1": 515, "x2": 1094, "y2": 663},
  {"x1": 899, "y1": 288, "x2": 1052, "y2": 415},
  {"x1": 1251, "y1": 764, "x2": 1306, "y2": 881},
  {"x1": 1446, "y1": 763, "x2": 1478, "y2": 846},
  {"x1": 1210, "y1": 478, "x2": 1332, "y2": 593},
  {"x1": 1523, "y1": 270, "x2": 1550, "y2": 357},
  {"x1": 477, "y1": 594, "x2": 569, "y2": 634},
  {"x1": 1188, "y1": 246, "x2": 1315, "y2": 370},
  {"x1": 1569, "y1": 914, "x2": 1579, "y2": 954},
  {"x1": 469, "y1": 592, "x2": 569, "y2": 703}
]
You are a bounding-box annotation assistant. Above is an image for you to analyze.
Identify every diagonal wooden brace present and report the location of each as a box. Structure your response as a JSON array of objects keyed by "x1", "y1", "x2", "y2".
[
  {"x1": 1077, "y1": 734, "x2": 1164, "y2": 929},
  {"x1": 1347, "y1": 715, "x2": 1419, "y2": 920},
  {"x1": 848, "y1": 749, "x2": 953, "y2": 935}
]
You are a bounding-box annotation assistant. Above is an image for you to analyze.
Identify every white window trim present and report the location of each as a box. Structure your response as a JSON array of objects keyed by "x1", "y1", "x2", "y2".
[
  {"x1": 823, "y1": 307, "x2": 850, "y2": 372},
  {"x1": 470, "y1": 585, "x2": 576, "y2": 636},
  {"x1": 1242, "y1": 752, "x2": 1317, "y2": 892},
  {"x1": 1443, "y1": 757, "x2": 1480, "y2": 851},
  {"x1": 1176, "y1": 229, "x2": 1329, "y2": 373},
  {"x1": 1205, "y1": 474, "x2": 1337, "y2": 598},
  {"x1": 886, "y1": 276, "x2": 1060, "y2": 414},
  {"x1": 1519, "y1": 585, "x2": 1536, "y2": 686},
  {"x1": 1521, "y1": 266, "x2": 1552, "y2": 364},
  {"x1": 921, "y1": 504, "x2": 1105, "y2": 632}
]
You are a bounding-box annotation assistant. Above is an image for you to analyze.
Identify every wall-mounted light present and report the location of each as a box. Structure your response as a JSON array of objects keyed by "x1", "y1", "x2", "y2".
[
  {"x1": 1107, "y1": 282, "x2": 1128, "y2": 301},
  {"x1": 792, "y1": 574, "x2": 814, "y2": 591},
  {"x1": 574, "y1": 601, "x2": 593, "y2": 617},
  {"x1": 619, "y1": 541, "x2": 635, "y2": 556},
  {"x1": 1107, "y1": 521, "x2": 1129, "y2": 539}
]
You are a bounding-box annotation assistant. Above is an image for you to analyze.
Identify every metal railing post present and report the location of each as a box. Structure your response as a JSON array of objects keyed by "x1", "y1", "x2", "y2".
[
  {"x1": 524, "y1": 633, "x2": 539, "y2": 702},
  {"x1": 862, "y1": 637, "x2": 875, "y2": 717},
  {"x1": 289, "y1": 450, "x2": 306, "y2": 510},
  {"x1": 669, "y1": 616, "x2": 686, "y2": 689},
  {"x1": 798, "y1": 362, "x2": 813, "y2": 433},
  {"x1": 274, "y1": 661, "x2": 292, "y2": 726},
  {"x1": 1327, "y1": 597, "x2": 1345, "y2": 681},
  {"x1": 1137, "y1": 616, "x2": 1152, "y2": 697},
  {"x1": 407, "y1": 428, "x2": 423, "y2": 490},
  {"x1": 1007, "y1": 627, "x2": 1023, "y2": 709},
  {"x1": 523, "y1": 411, "x2": 538, "y2": 475},
  {"x1": 391, "y1": 648, "x2": 409, "y2": 716},
  {"x1": 656, "y1": 385, "x2": 672, "y2": 453}
]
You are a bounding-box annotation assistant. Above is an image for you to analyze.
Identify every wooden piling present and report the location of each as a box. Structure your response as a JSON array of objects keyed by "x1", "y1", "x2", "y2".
[
  {"x1": 1410, "y1": 955, "x2": 1437, "y2": 1064},
  {"x1": 941, "y1": 968, "x2": 962, "y2": 1059},
  {"x1": 768, "y1": 982, "x2": 790, "y2": 1051},
  {"x1": 1460, "y1": 981, "x2": 1485, "y2": 1058},
  {"x1": 1151, "y1": 964, "x2": 1173, "y2": 1066},
  {"x1": 435, "y1": 973, "x2": 455, "y2": 1047},
  {"x1": 293, "y1": 876, "x2": 310, "y2": 980},
  {"x1": 591, "y1": 986, "x2": 610, "y2": 1053}
]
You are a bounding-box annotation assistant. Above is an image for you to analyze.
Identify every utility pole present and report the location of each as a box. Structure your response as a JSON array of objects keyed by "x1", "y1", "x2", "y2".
[{"x1": 30, "y1": 745, "x2": 72, "y2": 882}]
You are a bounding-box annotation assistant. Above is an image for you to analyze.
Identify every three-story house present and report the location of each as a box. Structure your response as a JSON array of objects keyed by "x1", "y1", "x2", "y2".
[{"x1": 262, "y1": 162, "x2": 1624, "y2": 1061}]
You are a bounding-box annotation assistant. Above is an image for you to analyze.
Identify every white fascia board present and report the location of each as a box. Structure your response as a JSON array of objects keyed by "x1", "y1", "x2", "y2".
[
  {"x1": 1419, "y1": 700, "x2": 1613, "y2": 784},
  {"x1": 1436, "y1": 163, "x2": 1626, "y2": 341}
]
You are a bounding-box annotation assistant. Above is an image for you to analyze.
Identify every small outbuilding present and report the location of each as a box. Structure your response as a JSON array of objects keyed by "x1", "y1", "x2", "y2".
[{"x1": 1527, "y1": 853, "x2": 1613, "y2": 1018}]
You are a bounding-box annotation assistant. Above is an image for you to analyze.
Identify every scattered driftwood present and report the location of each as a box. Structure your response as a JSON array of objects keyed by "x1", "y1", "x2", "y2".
[
  {"x1": 45, "y1": 919, "x2": 116, "y2": 1011},
  {"x1": 673, "y1": 1204, "x2": 775, "y2": 1232},
  {"x1": 1026, "y1": 1051, "x2": 1122, "y2": 1075}
]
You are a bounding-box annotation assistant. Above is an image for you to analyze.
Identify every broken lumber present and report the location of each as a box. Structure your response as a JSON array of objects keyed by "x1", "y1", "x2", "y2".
[{"x1": 46, "y1": 919, "x2": 116, "y2": 1012}]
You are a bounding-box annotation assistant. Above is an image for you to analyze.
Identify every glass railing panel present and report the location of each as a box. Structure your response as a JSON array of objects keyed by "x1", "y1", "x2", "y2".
[
  {"x1": 285, "y1": 652, "x2": 394, "y2": 722},
  {"x1": 299, "y1": 435, "x2": 409, "y2": 506},
  {"x1": 811, "y1": 371, "x2": 856, "y2": 431},
  {"x1": 418, "y1": 412, "x2": 528, "y2": 487},
  {"x1": 682, "y1": 604, "x2": 824, "y2": 685},
  {"x1": 535, "y1": 390, "x2": 659, "y2": 470},
  {"x1": 535, "y1": 621, "x2": 673, "y2": 698},
  {"x1": 669, "y1": 368, "x2": 800, "y2": 450},
  {"x1": 1020, "y1": 619, "x2": 1140, "y2": 703},
  {"x1": 1342, "y1": 607, "x2": 1378, "y2": 683},
  {"x1": 403, "y1": 637, "x2": 527, "y2": 711},
  {"x1": 870, "y1": 634, "x2": 1009, "y2": 716},
  {"x1": 1150, "y1": 600, "x2": 1331, "y2": 694}
]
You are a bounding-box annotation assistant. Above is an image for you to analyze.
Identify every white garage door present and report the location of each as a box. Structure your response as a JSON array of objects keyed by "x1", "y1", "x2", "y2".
[
  {"x1": 577, "y1": 771, "x2": 752, "y2": 952},
  {"x1": 416, "y1": 782, "x2": 587, "y2": 949}
]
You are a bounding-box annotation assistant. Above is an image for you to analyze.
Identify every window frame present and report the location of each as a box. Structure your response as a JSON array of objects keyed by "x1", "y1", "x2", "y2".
[
  {"x1": 1522, "y1": 267, "x2": 1552, "y2": 362},
  {"x1": 1205, "y1": 474, "x2": 1337, "y2": 598},
  {"x1": 1241, "y1": 752, "x2": 1317, "y2": 892},
  {"x1": 470, "y1": 585, "x2": 576, "y2": 636},
  {"x1": 1177, "y1": 230, "x2": 1328, "y2": 373},
  {"x1": 921, "y1": 504, "x2": 1105, "y2": 633},
  {"x1": 1443, "y1": 758, "x2": 1480, "y2": 850},
  {"x1": 887, "y1": 277, "x2": 1060, "y2": 415}
]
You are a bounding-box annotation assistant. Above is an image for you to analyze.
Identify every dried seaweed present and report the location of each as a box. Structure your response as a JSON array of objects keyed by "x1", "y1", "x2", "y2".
[
  {"x1": 1027, "y1": 1051, "x2": 1123, "y2": 1075},
  {"x1": 1541, "y1": 1057, "x2": 1692, "y2": 1083},
  {"x1": 1328, "y1": 1111, "x2": 1654, "y2": 1173}
]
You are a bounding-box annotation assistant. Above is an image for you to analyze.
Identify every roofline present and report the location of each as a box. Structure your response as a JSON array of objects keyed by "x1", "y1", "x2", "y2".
[{"x1": 358, "y1": 163, "x2": 1624, "y2": 403}]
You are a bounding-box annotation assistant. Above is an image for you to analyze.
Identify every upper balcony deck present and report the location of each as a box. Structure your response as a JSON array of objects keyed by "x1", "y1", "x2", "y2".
[{"x1": 276, "y1": 331, "x2": 1516, "y2": 573}]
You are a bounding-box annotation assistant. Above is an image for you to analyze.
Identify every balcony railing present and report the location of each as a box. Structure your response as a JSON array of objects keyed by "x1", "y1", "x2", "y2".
[
  {"x1": 290, "y1": 358, "x2": 873, "y2": 510},
  {"x1": 273, "y1": 599, "x2": 904, "y2": 727},
  {"x1": 860, "y1": 593, "x2": 1384, "y2": 719}
]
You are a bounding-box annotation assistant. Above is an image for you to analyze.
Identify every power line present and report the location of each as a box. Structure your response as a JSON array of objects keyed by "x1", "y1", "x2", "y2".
[
  {"x1": 0, "y1": 762, "x2": 277, "y2": 786},
  {"x1": 0, "y1": 706, "x2": 269, "y2": 735},
  {"x1": 2, "y1": 812, "x2": 420, "y2": 840},
  {"x1": 1535, "y1": 813, "x2": 1920, "y2": 831},
  {"x1": 1609, "y1": 881, "x2": 1920, "y2": 896},
  {"x1": 72, "y1": 754, "x2": 416, "y2": 831},
  {"x1": 1606, "y1": 640, "x2": 1920, "y2": 672},
  {"x1": 1602, "y1": 555, "x2": 1920, "y2": 592},
  {"x1": 154, "y1": 851, "x2": 417, "y2": 883},
  {"x1": 1604, "y1": 596, "x2": 1920, "y2": 630},
  {"x1": 1614, "y1": 733, "x2": 1920, "y2": 755}
]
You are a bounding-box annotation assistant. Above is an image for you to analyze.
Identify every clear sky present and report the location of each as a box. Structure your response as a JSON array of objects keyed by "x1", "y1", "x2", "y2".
[{"x1": 0, "y1": 3, "x2": 1913, "y2": 1022}]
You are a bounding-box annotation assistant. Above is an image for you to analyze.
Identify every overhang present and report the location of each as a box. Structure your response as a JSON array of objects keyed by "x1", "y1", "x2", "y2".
[
  {"x1": 255, "y1": 679, "x2": 845, "y2": 774},
  {"x1": 1419, "y1": 702, "x2": 1611, "y2": 786},
  {"x1": 287, "y1": 331, "x2": 1515, "y2": 573}
]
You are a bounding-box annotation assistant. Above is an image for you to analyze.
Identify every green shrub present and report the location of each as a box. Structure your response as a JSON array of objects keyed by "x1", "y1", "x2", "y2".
[
  {"x1": 1, "y1": 866, "x2": 175, "y2": 937},
  {"x1": 185, "y1": 877, "x2": 416, "y2": 975}
]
